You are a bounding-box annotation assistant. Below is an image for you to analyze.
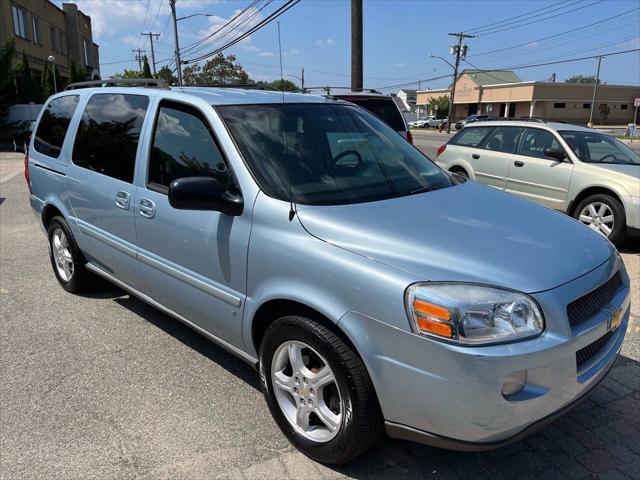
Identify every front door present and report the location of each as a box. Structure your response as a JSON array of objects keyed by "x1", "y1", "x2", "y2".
[
  {"x1": 66, "y1": 93, "x2": 149, "y2": 283},
  {"x1": 133, "y1": 100, "x2": 250, "y2": 348},
  {"x1": 505, "y1": 128, "x2": 574, "y2": 210}
]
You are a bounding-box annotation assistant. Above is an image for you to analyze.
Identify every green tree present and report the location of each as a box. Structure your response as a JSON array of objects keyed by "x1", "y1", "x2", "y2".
[
  {"x1": 182, "y1": 54, "x2": 250, "y2": 86},
  {"x1": 75, "y1": 63, "x2": 86, "y2": 82},
  {"x1": 271, "y1": 79, "x2": 298, "y2": 91},
  {"x1": 41, "y1": 62, "x2": 52, "y2": 99},
  {"x1": 0, "y1": 38, "x2": 17, "y2": 118},
  {"x1": 565, "y1": 74, "x2": 603, "y2": 84},
  {"x1": 428, "y1": 95, "x2": 450, "y2": 119},
  {"x1": 598, "y1": 103, "x2": 610, "y2": 124},
  {"x1": 111, "y1": 69, "x2": 143, "y2": 79},
  {"x1": 142, "y1": 55, "x2": 152, "y2": 78},
  {"x1": 15, "y1": 51, "x2": 39, "y2": 102},
  {"x1": 156, "y1": 66, "x2": 177, "y2": 85}
]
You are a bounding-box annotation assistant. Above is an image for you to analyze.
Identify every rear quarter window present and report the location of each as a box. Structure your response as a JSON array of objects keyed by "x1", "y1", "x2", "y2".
[
  {"x1": 449, "y1": 126, "x2": 493, "y2": 147},
  {"x1": 33, "y1": 95, "x2": 80, "y2": 159},
  {"x1": 342, "y1": 98, "x2": 406, "y2": 131}
]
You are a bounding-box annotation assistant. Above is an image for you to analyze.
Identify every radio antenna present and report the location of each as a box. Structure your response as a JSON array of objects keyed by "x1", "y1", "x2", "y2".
[{"x1": 277, "y1": 21, "x2": 285, "y2": 102}]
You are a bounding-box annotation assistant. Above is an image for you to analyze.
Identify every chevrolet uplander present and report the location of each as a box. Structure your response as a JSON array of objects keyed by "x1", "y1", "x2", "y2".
[{"x1": 27, "y1": 82, "x2": 630, "y2": 464}]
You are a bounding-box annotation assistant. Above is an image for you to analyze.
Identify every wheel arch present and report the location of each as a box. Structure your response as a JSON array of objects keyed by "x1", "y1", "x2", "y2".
[
  {"x1": 250, "y1": 298, "x2": 361, "y2": 364},
  {"x1": 567, "y1": 186, "x2": 625, "y2": 216},
  {"x1": 41, "y1": 203, "x2": 64, "y2": 230}
]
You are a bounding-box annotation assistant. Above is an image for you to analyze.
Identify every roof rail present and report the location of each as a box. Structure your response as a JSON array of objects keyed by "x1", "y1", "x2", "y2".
[
  {"x1": 180, "y1": 83, "x2": 281, "y2": 91},
  {"x1": 302, "y1": 86, "x2": 383, "y2": 95},
  {"x1": 65, "y1": 78, "x2": 167, "y2": 90}
]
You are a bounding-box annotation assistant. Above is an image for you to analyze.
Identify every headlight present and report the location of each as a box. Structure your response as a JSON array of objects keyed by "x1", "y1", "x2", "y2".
[{"x1": 405, "y1": 283, "x2": 544, "y2": 345}]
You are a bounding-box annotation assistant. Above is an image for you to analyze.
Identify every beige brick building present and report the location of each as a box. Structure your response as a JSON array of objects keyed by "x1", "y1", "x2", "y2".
[
  {"x1": 417, "y1": 70, "x2": 640, "y2": 125},
  {"x1": 1, "y1": 0, "x2": 100, "y2": 85}
]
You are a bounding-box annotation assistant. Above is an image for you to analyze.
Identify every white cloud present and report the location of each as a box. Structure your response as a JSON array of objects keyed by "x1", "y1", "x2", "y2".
[
  {"x1": 315, "y1": 38, "x2": 335, "y2": 48},
  {"x1": 286, "y1": 48, "x2": 300, "y2": 55},
  {"x1": 527, "y1": 41, "x2": 539, "y2": 48},
  {"x1": 259, "y1": 51, "x2": 276, "y2": 57},
  {"x1": 120, "y1": 34, "x2": 140, "y2": 47},
  {"x1": 393, "y1": 62, "x2": 406, "y2": 68}
]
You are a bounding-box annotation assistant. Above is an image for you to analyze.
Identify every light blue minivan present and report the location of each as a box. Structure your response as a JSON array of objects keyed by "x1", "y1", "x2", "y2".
[{"x1": 27, "y1": 82, "x2": 630, "y2": 464}]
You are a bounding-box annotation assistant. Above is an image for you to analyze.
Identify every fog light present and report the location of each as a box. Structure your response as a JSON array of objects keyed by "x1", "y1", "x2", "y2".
[{"x1": 502, "y1": 370, "x2": 527, "y2": 397}]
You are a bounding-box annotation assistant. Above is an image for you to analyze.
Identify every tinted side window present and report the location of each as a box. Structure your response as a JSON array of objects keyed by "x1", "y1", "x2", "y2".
[
  {"x1": 72, "y1": 94, "x2": 149, "y2": 183},
  {"x1": 518, "y1": 129, "x2": 562, "y2": 159},
  {"x1": 450, "y1": 127, "x2": 493, "y2": 147},
  {"x1": 484, "y1": 127, "x2": 523, "y2": 153},
  {"x1": 33, "y1": 95, "x2": 80, "y2": 159},
  {"x1": 344, "y1": 98, "x2": 405, "y2": 131},
  {"x1": 148, "y1": 102, "x2": 232, "y2": 190}
]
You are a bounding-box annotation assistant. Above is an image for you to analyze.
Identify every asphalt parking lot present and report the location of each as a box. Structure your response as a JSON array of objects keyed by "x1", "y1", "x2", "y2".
[{"x1": 1, "y1": 151, "x2": 639, "y2": 479}]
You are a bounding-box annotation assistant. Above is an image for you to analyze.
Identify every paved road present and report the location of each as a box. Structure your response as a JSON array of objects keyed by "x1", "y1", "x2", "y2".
[{"x1": 1, "y1": 152, "x2": 639, "y2": 479}]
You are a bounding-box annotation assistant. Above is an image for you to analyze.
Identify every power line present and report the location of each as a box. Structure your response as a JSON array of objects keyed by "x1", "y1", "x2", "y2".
[
  {"x1": 464, "y1": 47, "x2": 640, "y2": 74},
  {"x1": 183, "y1": 0, "x2": 300, "y2": 64},
  {"x1": 180, "y1": 0, "x2": 267, "y2": 56},
  {"x1": 136, "y1": 0, "x2": 152, "y2": 49},
  {"x1": 470, "y1": 7, "x2": 639, "y2": 57},
  {"x1": 373, "y1": 74, "x2": 453, "y2": 92},
  {"x1": 464, "y1": 0, "x2": 570, "y2": 33},
  {"x1": 475, "y1": 0, "x2": 605, "y2": 37}
]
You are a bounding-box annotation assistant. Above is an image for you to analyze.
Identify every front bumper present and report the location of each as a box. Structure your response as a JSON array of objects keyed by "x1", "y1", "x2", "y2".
[{"x1": 338, "y1": 255, "x2": 630, "y2": 446}]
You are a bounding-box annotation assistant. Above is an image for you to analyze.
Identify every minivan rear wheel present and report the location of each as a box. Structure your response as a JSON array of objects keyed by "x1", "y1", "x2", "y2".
[
  {"x1": 259, "y1": 315, "x2": 382, "y2": 464},
  {"x1": 47, "y1": 216, "x2": 91, "y2": 292},
  {"x1": 573, "y1": 194, "x2": 627, "y2": 246}
]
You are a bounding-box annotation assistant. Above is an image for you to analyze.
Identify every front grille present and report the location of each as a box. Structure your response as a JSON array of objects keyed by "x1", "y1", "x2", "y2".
[
  {"x1": 567, "y1": 272, "x2": 621, "y2": 328},
  {"x1": 576, "y1": 330, "x2": 614, "y2": 370}
]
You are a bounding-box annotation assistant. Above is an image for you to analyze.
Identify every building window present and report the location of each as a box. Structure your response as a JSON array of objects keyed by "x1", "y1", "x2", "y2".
[
  {"x1": 554, "y1": 103, "x2": 566, "y2": 109},
  {"x1": 32, "y1": 17, "x2": 40, "y2": 45},
  {"x1": 621, "y1": 104, "x2": 628, "y2": 110},
  {"x1": 50, "y1": 27, "x2": 58, "y2": 52},
  {"x1": 12, "y1": 4, "x2": 28, "y2": 39},
  {"x1": 59, "y1": 32, "x2": 67, "y2": 55},
  {"x1": 583, "y1": 103, "x2": 591, "y2": 109},
  {"x1": 83, "y1": 39, "x2": 91, "y2": 66}
]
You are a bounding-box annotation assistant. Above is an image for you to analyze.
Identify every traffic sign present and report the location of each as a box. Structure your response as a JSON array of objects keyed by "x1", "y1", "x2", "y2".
[{"x1": 634, "y1": 97, "x2": 640, "y2": 107}]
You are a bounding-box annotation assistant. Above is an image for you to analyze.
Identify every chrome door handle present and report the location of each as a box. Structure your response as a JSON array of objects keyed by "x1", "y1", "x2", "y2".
[
  {"x1": 138, "y1": 197, "x2": 156, "y2": 218},
  {"x1": 115, "y1": 190, "x2": 130, "y2": 209},
  {"x1": 472, "y1": 153, "x2": 480, "y2": 159}
]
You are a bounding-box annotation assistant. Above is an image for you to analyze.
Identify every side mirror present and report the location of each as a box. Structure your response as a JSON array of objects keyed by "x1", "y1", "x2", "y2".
[
  {"x1": 543, "y1": 148, "x2": 567, "y2": 162},
  {"x1": 169, "y1": 177, "x2": 243, "y2": 216}
]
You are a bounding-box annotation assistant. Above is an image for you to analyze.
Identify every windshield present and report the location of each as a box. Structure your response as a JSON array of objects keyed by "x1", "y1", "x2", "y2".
[
  {"x1": 559, "y1": 130, "x2": 640, "y2": 165},
  {"x1": 217, "y1": 103, "x2": 453, "y2": 205}
]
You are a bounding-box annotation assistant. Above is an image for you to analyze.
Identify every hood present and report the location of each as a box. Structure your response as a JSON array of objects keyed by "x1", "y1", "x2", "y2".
[{"x1": 296, "y1": 182, "x2": 615, "y2": 293}]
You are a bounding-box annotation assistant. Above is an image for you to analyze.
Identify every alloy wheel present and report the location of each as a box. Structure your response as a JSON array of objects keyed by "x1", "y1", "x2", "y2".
[
  {"x1": 578, "y1": 202, "x2": 614, "y2": 237},
  {"x1": 52, "y1": 228, "x2": 74, "y2": 281},
  {"x1": 271, "y1": 340, "x2": 342, "y2": 442}
]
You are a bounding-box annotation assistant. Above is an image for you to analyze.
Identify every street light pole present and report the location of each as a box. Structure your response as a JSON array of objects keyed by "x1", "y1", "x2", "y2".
[
  {"x1": 170, "y1": 0, "x2": 183, "y2": 86},
  {"x1": 288, "y1": 68, "x2": 305, "y2": 91},
  {"x1": 351, "y1": 0, "x2": 363, "y2": 92},
  {"x1": 588, "y1": 55, "x2": 602, "y2": 127},
  {"x1": 48, "y1": 55, "x2": 57, "y2": 93}
]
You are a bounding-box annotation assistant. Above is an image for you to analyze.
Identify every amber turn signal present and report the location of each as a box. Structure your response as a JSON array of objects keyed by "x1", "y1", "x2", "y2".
[{"x1": 416, "y1": 317, "x2": 453, "y2": 337}]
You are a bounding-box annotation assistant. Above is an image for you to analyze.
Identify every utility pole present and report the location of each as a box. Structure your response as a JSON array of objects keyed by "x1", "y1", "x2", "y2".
[
  {"x1": 140, "y1": 32, "x2": 160, "y2": 77},
  {"x1": 351, "y1": 0, "x2": 363, "y2": 92},
  {"x1": 588, "y1": 55, "x2": 602, "y2": 127},
  {"x1": 132, "y1": 48, "x2": 146, "y2": 70},
  {"x1": 301, "y1": 67, "x2": 304, "y2": 91},
  {"x1": 170, "y1": 0, "x2": 182, "y2": 86},
  {"x1": 446, "y1": 32, "x2": 475, "y2": 133}
]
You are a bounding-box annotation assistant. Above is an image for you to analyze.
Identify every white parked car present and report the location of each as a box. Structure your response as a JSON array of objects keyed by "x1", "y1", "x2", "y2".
[
  {"x1": 435, "y1": 119, "x2": 640, "y2": 246},
  {"x1": 409, "y1": 116, "x2": 435, "y2": 128}
]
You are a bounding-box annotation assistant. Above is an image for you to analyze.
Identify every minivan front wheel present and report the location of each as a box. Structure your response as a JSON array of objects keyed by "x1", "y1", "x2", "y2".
[
  {"x1": 574, "y1": 194, "x2": 627, "y2": 246},
  {"x1": 47, "y1": 216, "x2": 91, "y2": 292},
  {"x1": 259, "y1": 316, "x2": 382, "y2": 464}
]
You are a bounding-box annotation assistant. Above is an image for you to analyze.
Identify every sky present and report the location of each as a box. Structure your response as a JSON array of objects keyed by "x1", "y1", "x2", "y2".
[{"x1": 52, "y1": 0, "x2": 640, "y2": 92}]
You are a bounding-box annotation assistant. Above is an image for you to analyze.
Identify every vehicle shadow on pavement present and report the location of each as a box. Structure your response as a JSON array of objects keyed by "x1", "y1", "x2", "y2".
[
  {"x1": 78, "y1": 276, "x2": 639, "y2": 479},
  {"x1": 80, "y1": 283, "x2": 262, "y2": 391},
  {"x1": 619, "y1": 239, "x2": 640, "y2": 255}
]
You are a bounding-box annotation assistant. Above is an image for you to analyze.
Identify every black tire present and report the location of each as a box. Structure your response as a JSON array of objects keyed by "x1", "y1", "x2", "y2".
[
  {"x1": 259, "y1": 315, "x2": 383, "y2": 464},
  {"x1": 573, "y1": 194, "x2": 627, "y2": 247},
  {"x1": 47, "y1": 216, "x2": 92, "y2": 292},
  {"x1": 450, "y1": 168, "x2": 469, "y2": 179}
]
